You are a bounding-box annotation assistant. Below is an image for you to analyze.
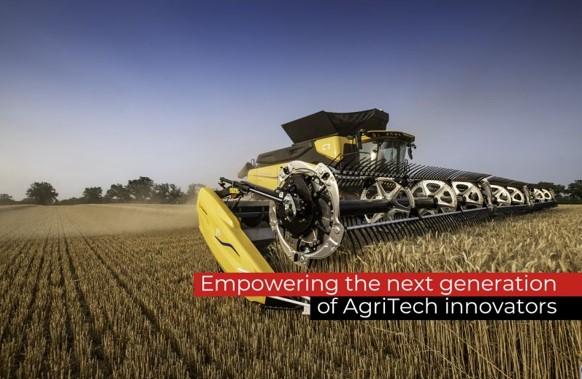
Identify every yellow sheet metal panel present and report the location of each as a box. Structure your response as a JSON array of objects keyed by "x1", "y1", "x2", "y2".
[
  {"x1": 314, "y1": 136, "x2": 351, "y2": 160},
  {"x1": 246, "y1": 136, "x2": 353, "y2": 188},
  {"x1": 196, "y1": 187, "x2": 273, "y2": 304},
  {"x1": 247, "y1": 164, "x2": 281, "y2": 190}
]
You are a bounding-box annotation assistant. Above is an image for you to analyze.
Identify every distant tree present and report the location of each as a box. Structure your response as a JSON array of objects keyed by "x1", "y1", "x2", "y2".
[
  {"x1": 127, "y1": 177, "x2": 154, "y2": 202},
  {"x1": 58, "y1": 197, "x2": 83, "y2": 205},
  {"x1": 186, "y1": 183, "x2": 204, "y2": 197},
  {"x1": 0, "y1": 194, "x2": 15, "y2": 204},
  {"x1": 567, "y1": 180, "x2": 582, "y2": 199},
  {"x1": 169, "y1": 185, "x2": 184, "y2": 203},
  {"x1": 536, "y1": 182, "x2": 566, "y2": 197},
  {"x1": 554, "y1": 184, "x2": 566, "y2": 196},
  {"x1": 83, "y1": 187, "x2": 103, "y2": 203},
  {"x1": 105, "y1": 184, "x2": 130, "y2": 202},
  {"x1": 153, "y1": 183, "x2": 184, "y2": 203},
  {"x1": 180, "y1": 183, "x2": 204, "y2": 203},
  {"x1": 26, "y1": 182, "x2": 58, "y2": 205}
]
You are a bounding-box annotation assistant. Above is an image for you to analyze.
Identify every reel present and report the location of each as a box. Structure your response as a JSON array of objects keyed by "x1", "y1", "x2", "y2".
[
  {"x1": 507, "y1": 186, "x2": 526, "y2": 205},
  {"x1": 532, "y1": 188, "x2": 552, "y2": 203},
  {"x1": 411, "y1": 180, "x2": 457, "y2": 215},
  {"x1": 490, "y1": 185, "x2": 512, "y2": 207},
  {"x1": 452, "y1": 181, "x2": 485, "y2": 210},
  {"x1": 360, "y1": 178, "x2": 414, "y2": 223}
]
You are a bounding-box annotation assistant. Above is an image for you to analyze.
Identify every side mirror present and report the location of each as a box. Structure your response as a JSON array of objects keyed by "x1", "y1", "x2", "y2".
[
  {"x1": 355, "y1": 129, "x2": 364, "y2": 150},
  {"x1": 407, "y1": 143, "x2": 416, "y2": 160}
]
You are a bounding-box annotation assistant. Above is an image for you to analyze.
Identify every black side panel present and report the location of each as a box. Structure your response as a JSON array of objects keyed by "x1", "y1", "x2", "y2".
[
  {"x1": 226, "y1": 200, "x2": 270, "y2": 227},
  {"x1": 256, "y1": 140, "x2": 333, "y2": 166},
  {"x1": 343, "y1": 143, "x2": 358, "y2": 156},
  {"x1": 238, "y1": 161, "x2": 255, "y2": 178},
  {"x1": 282, "y1": 109, "x2": 389, "y2": 143}
]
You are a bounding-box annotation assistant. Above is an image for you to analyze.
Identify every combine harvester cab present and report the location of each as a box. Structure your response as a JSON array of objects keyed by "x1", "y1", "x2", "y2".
[{"x1": 196, "y1": 109, "x2": 558, "y2": 308}]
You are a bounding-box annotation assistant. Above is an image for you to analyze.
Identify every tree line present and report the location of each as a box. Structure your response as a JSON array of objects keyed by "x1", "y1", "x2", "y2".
[
  {"x1": 1, "y1": 179, "x2": 581, "y2": 206},
  {"x1": 0, "y1": 177, "x2": 205, "y2": 205},
  {"x1": 534, "y1": 181, "x2": 582, "y2": 203}
]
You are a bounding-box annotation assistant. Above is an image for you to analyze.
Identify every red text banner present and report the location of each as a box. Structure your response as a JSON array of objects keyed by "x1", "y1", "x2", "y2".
[{"x1": 193, "y1": 272, "x2": 582, "y2": 297}]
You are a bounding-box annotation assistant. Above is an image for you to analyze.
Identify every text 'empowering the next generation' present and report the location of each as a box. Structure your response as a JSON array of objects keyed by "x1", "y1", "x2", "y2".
[
  {"x1": 193, "y1": 272, "x2": 582, "y2": 320},
  {"x1": 193, "y1": 272, "x2": 576, "y2": 297}
]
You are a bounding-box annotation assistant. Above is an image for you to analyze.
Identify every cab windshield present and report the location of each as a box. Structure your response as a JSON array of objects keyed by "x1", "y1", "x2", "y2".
[{"x1": 360, "y1": 139, "x2": 407, "y2": 163}]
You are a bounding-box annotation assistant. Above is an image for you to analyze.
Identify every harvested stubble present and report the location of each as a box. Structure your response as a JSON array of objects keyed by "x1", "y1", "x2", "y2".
[{"x1": 0, "y1": 204, "x2": 580, "y2": 379}]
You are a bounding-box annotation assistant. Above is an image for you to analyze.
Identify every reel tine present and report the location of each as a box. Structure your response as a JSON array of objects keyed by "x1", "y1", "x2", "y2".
[
  {"x1": 427, "y1": 216, "x2": 441, "y2": 233},
  {"x1": 375, "y1": 225, "x2": 389, "y2": 243},
  {"x1": 350, "y1": 217, "x2": 365, "y2": 249},
  {"x1": 374, "y1": 223, "x2": 389, "y2": 243},
  {"x1": 346, "y1": 230, "x2": 359, "y2": 252},
  {"x1": 445, "y1": 214, "x2": 457, "y2": 231},
  {"x1": 462, "y1": 211, "x2": 474, "y2": 226},
  {"x1": 361, "y1": 158, "x2": 377, "y2": 176},
  {"x1": 440, "y1": 215, "x2": 452, "y2": 232},
  {"x1": 388, "y1": 221, "x2": 402, "y2": 239},
  {"x1": 385, "y1": 223, "x2": 398, "y2": 241},
  {"x1": 419, "y1": 215, "x2": 432, "y2": 232},
  {"x1": 409, "y1": 219, "x2": 424, "y2": 236},
  {"x1": 366, "y1": 225, "x2": 380, "y2": 246},
  {"x1": 394, "y1": 221, "x2": 409, "y2": 239},
  {"x1": 432, "y1": 215, "x2": 447, "y2": 233},
  {"x1": 359, "y1": 224, "x2": 373, "y2": 246},
  {"x1": 348, "y1": 228, "x2": 364, "y2": 251},
  {"x1": 387, "y1": 222, "x2": 402, "y2": 241},
  {"x1": 453, "y1": 213, "x2": 465, "y2": 228},
  {"x1": 381, "y1": 222, "x2": 397, "y2": 241},
  {"x1": 410, "y1": 220, "x2": 423, "y2": 236},
  {"x1": 386, "y1": 223, "x2": 398, "y2": 241},
  {"x1": 400, "y1": 221, "x2": 415, "y2": 238},
  {"x1": 354, "y1": 226, "x2": 370, "y2": 248},
  {"x1": 418, "y1": 218, "x2": 429, "y2": 235},
  {"x1": 343, "y1": 217, "x2": 355, "y2": 251}
]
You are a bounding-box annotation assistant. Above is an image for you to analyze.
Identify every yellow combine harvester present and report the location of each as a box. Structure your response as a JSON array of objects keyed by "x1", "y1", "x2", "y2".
[{"x1": 197, "y1": 109, "x2": 556, "y2": 307}]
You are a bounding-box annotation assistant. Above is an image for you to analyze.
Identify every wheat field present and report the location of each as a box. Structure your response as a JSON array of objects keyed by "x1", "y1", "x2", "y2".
[{"x1": 0, "y1": 204, "x2": 580, "y2": 378}]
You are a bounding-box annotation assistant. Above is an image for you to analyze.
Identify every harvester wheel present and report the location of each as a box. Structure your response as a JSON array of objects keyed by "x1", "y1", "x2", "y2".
[
  {"x1": 532, "y1": 188, "x2": 545, "y2": 203},
  {"x1": 541, "y1": 189, "x2": 553, "y2": 202},
  {"x1": 490, "y1": 185, "x2": 512, "y2": 206},
  {"x1": 452, "y1": 181, "x2": 484, "y2": 210},
  {"x1": 360, "y1": 178, "x2": 414, "y2": 223},
  {"x1": 507, "y1": 186, "x2": 526, "y2": 205},
  {"x1": 411, "y1": 180, "x2": 457, "y2": 213}
]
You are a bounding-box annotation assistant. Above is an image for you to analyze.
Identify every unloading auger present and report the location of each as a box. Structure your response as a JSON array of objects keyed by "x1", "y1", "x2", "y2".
[{"x1": 197, "y1": 109, "x2": 557, "y2": 307}]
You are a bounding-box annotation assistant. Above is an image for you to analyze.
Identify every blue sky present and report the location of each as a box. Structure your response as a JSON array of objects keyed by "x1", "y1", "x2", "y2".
[{"x1": 1, "y1": 0, "x2": 580, "y2": 199}]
